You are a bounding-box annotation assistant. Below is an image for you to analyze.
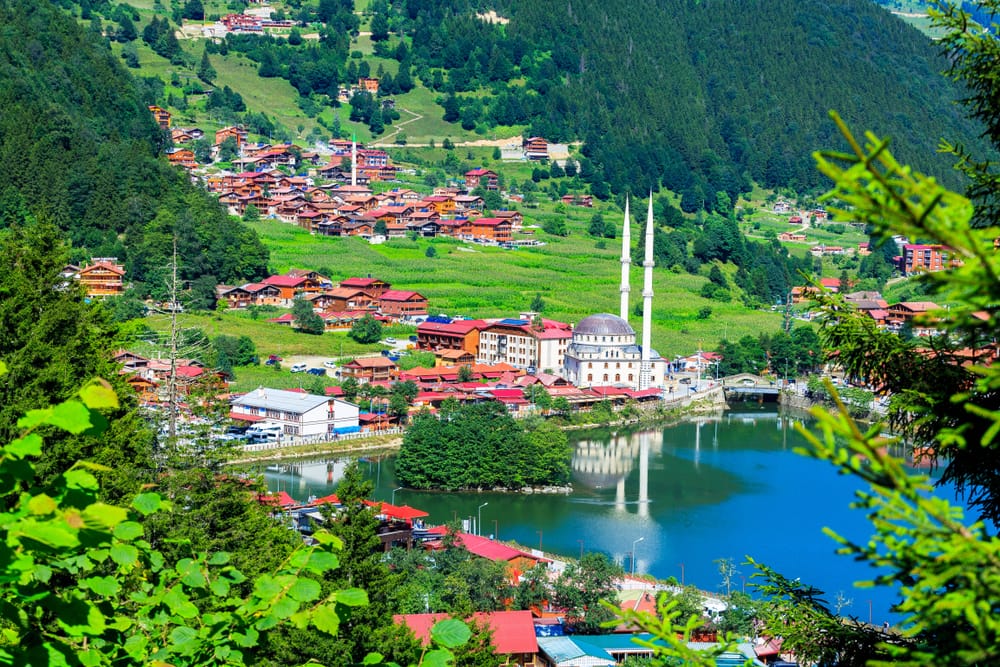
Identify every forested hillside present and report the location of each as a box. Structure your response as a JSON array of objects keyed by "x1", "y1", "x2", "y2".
[
  {"x1": 379, "y1": 0, "x2": 985, "y2": 201},
  {"x1": 0, "y1": 0, "x2": 269, "y2": 302}
]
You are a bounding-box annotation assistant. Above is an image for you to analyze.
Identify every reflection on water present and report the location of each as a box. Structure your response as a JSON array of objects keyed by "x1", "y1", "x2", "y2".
[{"x1": 261, "y1": 405, "x2": 904, "y2": 623}]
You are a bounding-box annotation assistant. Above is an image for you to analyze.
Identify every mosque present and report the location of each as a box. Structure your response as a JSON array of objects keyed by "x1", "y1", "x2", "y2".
[{"x1": 562, "y1": 196, "x2": 667, "y2": 391}]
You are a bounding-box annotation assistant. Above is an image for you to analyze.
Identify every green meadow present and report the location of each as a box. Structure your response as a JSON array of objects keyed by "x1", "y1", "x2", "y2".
[{"x1": 247, "y1": 210, "x2": 784, "y2": 356}]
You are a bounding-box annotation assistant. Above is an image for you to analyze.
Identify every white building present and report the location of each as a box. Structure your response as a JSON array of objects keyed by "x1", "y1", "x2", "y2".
[
  {"x1": 562, "y1": 314, "x2": 664, "y2": 389},
  {"x1": 231, "y1": 388, "x2": 360, "y2": 437},
  {"x1": 562, "y1": 195, "x2": 666, "y2": 391},
  {"x1": 476, "y1": 314, "x2": 573, "y2": 373}
]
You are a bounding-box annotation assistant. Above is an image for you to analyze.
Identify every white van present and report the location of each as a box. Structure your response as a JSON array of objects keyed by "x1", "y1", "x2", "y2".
[
  {"x1": 246, "y1": 423, "x2": 282, "y2": 443},
  {"x1": 290, "y1": 363, "x2": 307, "y2": 373}
]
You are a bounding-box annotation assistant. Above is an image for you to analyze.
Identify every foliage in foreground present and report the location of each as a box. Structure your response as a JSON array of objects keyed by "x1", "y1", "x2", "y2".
[{"x1": 0, "y1": 368, "x2": 471, "y2": 666}]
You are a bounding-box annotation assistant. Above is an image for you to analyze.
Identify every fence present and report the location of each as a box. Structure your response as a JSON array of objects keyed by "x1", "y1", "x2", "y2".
[{"x1": 241, "y1": 427, "x2": 404, "y2": 452}]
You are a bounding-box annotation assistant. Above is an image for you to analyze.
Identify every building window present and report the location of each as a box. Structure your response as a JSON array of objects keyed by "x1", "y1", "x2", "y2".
[
  {"x1": 615, "y1": 374, "x2": 620, "y2": 382},
  {"x1": 629, "y1": 374, "x2": 634, "y2": 382},
  {"x1": 603, "y1": 374, "x2": 608, "y2": 382},
  {"x1": 587, "y1": 374, "x2": 592, "y2": 382}
]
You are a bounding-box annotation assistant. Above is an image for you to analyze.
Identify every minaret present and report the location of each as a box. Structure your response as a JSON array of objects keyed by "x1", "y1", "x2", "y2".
[
  {"x1": 351, "y1": 134, "x2": 357, "y2": 187},
  {"x1": 619, "y1": 196, "x2": 632, "y2": 322},
  {"x1": 640, "y1": 194, "x2": 654, "y2": 389}
]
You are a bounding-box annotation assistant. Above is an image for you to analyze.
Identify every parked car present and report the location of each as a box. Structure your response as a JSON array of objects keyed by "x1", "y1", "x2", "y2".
[
  {"x1": 384, "y1": 337, "x2": 397, "y2": 344},
  {"x1": 290, "y1": 363, "x2": 307, "y2": 373},
  {"x1": 307, "y1": 367, "x2": 325, "y2": 376},
  {"x1": 265, "y1": 354, "x2": 283, "y2": 366},
  {"x1": 679, "y1": 377, "x2": 692, "y2": 384},
  {"x1": 323, "y1": 360, "x2": 338, "y2": 369}
]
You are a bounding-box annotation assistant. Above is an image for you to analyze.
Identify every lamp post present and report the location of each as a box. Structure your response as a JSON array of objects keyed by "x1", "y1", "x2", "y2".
[
  {"x1": 631, "y1": 536, "x2": 645, "y2": 576},
  {"x1": 391, "y1": 486, "x2": 403, "y2": 505},
  {"x1": 477, "y1": 502, "x2": 488, "y2": 536},
  {"x1": 679, "y1": 562, "x2": 685, "y2": 586}
]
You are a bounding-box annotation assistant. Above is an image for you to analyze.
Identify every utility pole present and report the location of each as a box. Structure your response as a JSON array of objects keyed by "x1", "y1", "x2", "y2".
[{"x1": 167, "y1": 237, "x2": 179, "y2": 442}]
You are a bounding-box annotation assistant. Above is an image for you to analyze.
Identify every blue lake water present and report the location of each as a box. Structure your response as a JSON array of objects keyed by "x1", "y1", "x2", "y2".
[{"x1": 264, "y1": 404, "x2": 930, "y2": 624}]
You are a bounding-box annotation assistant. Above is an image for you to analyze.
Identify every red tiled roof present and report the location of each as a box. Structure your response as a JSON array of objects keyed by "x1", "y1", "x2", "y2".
[
  {"x1": 263, "y1": 274, "x2": 307, "y2": 287},
  {"x1": 380, "y1": 290, "x2": 425, "y2": 302},
  {"x1": 425, "y1": 527, "x2": 548, "y2": 564},
  {"x1": 418, "y1": 319, "x2": 486, "y2": 335},
  {"x1": 394, "y1": 611, "x2": 538, "y2": 655}
]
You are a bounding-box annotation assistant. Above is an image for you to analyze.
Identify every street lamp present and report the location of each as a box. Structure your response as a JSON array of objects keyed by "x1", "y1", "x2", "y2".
[
  {"x1": 391, "y1": 486, "x2": 403, "y2": 505},
  {"x1": 477, "y1": 502, "x2": 488, "y2": 536},
  {"x1": 631, "y1": 536, "x2": 645, "y2": 576},
  {"x1": 679, "y1": 562, "x2": 685, "y2": 586}
]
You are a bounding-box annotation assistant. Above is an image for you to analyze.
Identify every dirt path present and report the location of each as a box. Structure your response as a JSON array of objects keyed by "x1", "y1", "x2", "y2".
[{"x1": 370, "y1": 107, "x2": 423, "y2": 147}]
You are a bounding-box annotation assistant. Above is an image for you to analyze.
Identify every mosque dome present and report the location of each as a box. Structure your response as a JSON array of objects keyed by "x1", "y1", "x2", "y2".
[{"x1": 574, "y1": 313, "x2": 635, "y2": 337}]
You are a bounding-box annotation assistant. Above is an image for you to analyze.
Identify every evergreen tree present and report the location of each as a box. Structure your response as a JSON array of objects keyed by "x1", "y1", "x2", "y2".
[
  {"x1": 292, "y1": 297, "x2": 325, "y2": 335},
  {"x1": 197, "y1": 48, "x2": 216, "y2": 84}
]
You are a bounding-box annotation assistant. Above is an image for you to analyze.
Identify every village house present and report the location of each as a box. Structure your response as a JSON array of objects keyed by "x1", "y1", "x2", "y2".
[
  {"x1": 378, "y1": 290, "x2": 428, "y2": 320},
  {"x1": 457, "y1": 217, "x2": 513, "y2": 244},
  {"x1": 313, "y1": 287, "x2": 378, "y2": 312},
  {"x1": 395, "y1": 611, "x2": 540, "y2": 667},
  {"x1": 464, "y1": 168, "x2": 499, "y2": 191},
  {"x1": 477, "y1": 315, "x2": 573, "y2": 373},
  {"x1": 420, "y1": 195, "x2": 456, "y2": 216},
  {"x1": 452, "y1": 194, "x2": 484, "y2": 211},
  {"x1": 887, "y1": 301, "x2": 942, "y2": 335},
  {"x1": 559, "y1": 194, "x2": 593, "y2": 208},
  {"x1": 230, "y1": 388, "x2": 360, "y2": 438},
  {"x1": 215, "y1": 125, "x2": 248, "y2": 147},
  {"x1": 340, "y1": 357, "x2": 398, "y2": 385},
  {"x1": 262, "y1": 272, "x2": 328, "y2": 304},
  {"x1": 219, "y1": 282, "x2": 283, "y2": 309},
  {"x1": 320, "y1": 309, "x2": 368, "y2": 331},
  {"x1": 78, "y1": 258, "x2": 126, "y2": 297},
  {"x1": 777, "y1": 232, "x2": 806, "y2": 242},
  {"x1": 523, "y1": 136, "x2": 549, "y2": 161},
  {"x1": 148, "y1": 105, "x2": 171, "y2": 129},
  {"x1": 340, "y1": 277, "x2": 391, "y2": 298},
  {"x1": 417, "y1": 319, "x2": 486, "y2": 356},
  {"x1": 490, "y1": 209, "x2": 524, "y2": 230},
  {"x1": 358, "y1": 77, "x2": 380, "y2": 94},
  {"x1": 166, "y1": 148, "x2": 197, "y2": 169}
]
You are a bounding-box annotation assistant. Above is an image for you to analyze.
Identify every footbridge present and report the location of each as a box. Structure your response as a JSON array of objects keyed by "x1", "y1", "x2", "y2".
[{"x1": 720, "y1": 373, "x2": 781, "y2": 400}]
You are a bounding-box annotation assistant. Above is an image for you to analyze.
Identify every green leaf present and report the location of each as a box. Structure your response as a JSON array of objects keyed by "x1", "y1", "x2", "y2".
[
  {"x1": 109, "y1": 543, "x2": 139, "y2": 567},
  {"x1": 113, "y1": 521, "x2": 144, "y2": 541},
  {"x1": 305, "y1": 550, "x2": 339, "y2": 574},
  {"x1": 47, "y1": 400, "x2": 95, "y2": 434},
  {"x1": 16, "y1": 518, "x2": 78, "y2": 548},
  {"x1": 64, "y1": 469, "x2": 99, "y2": 491},
  {"x1": 17, "y1": 408, "x2": 53, "y2": 430},
  {"x1": 163, "y1": 588, "x2": 199, "y2": 619},
  {"x1": 287, "y1": 577, "x2": 321, "y2": 602},
  {"x1": 6, "y1": 434, "x2": 42, "y2": 459},
  {"x1": 79, "y1": 380, "x2": 119, "y2": 410},
  {"x1": 82, "y1": 502, "x2": 128, "y2": 529},
  {"x1": 27, "y1": 494, "x2": 57, "y2": 515},
  {"x1": 207, "y1": 552, "x2": 230, "y2": 566},
  {"x1": 81, "y1": 576, "x2": 121, "y2": 597},
  {"x1": 176, "y1": 559, "x2": 206, "y2": 588},
  {"x1": 312, "y1": 605, "x2": 340, "y2": 634},
  {"x1": 362, "y1": 653, "x2": 384, "y2": 665},
  {"x1": 132, "y1": 492, "x2": 162, "y2": 516},
  {"x1": 430, "y1": 619, "x2": 471, "y2": 648},
  {"x1": 336, "y1": 588, "x2": 369, "y2": 607},
  {"x1": 421, "y1": 648, "x2": 455, "y2": 667}
]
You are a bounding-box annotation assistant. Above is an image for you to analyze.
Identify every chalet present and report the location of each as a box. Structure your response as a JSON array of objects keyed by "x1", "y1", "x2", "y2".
[
  {"x1": 435, "y1": 219, "x2": 464, "y2": 237},
  {"x1": 491, "y1": 209, "x2": 524, "y2": 229},
  {"x1": 125, "y1": 375, "x2": 158, "y2": 405},
  {"x1": 357, "y1": 148, "x2": 389, "y2": 168},
  {"x1": 230, "y1": 388, "x2": 360, "y2": 438},
  {"x1": 395, "y1": 611, "x2": 540, "y2": 667},
  {"x1": 434, "y1": 348, "x2": 476, "y2": 367},
  {"x1": 424, "y1": 528, "x2": 549, "y2": 576},
  {"x1": 777, "y1": 232, "x2": 807, "y2": 242},
  {"x1": 464, "y1": 168, "x2": 499, "y2": 191},
  {"x1": 342, "y1": 220, "x2": 375, "y2": 238},
  {"x1": 221, "y1": 282, "x2": 283, "y2": 308},
  {"x1": 262, "y1": 273, "x2": 327, "y2": 303},
  {"x1": 457, "y1": 217, "x2": 513, "y2": 243},
  {"x1": 810, "y1": 245, "x2": 846, "y2": 256},
  {"x1": 320, "y1": 309, "x2": 368, "y2": 331},
  {"x1": 340, "y1": 357, "x2": 398, "y2": 384},
  {"x1": 340, "y1": 277, "x2": 391, "y2": 298},
  {"x1": 789, "y1": 215, "x2": 803, "y2": 225},
  {"x1": 215, "y1": 126, "x2": 247, "y2": 147},
  {"x1": 166, "y1": 148, "x2": 197, "y2": 169},
  {"x1": 888, "y1": 301, "x2": 940, "y2": 323},
  {"x1": 523, "y1": 136, "x2": 549, "y2": 161},
  {"x1": 453, "y1": 194, "x2": 484, "y2": 211},
  {"x1": 148, "y1": 105, "x2": 171, "y2": 129},
  {"x1": 296, "y1": 210, "x2": 326, "y2": 232},
  {"x1": 358, "y1": 77, "x2": 380, "y2": 94},
  {"x1": 171, "y1": 128, "x2": 195, "y2": 143},
  {"x1": 421, "y1": 195, "x2": 456, "y2": 216},
  {"x1": 858, "y1": 242, "x2": 871, "y2": 256},
  {"x1": 379, "y1": 290, "x2": 428, "y2": 319},
  {"x1": 559, "y1": 194, "x2": 593, "y2": 208},
  {"x1": 772, "y1": 200, "x2": 792, "y2": 213},
  {"x1": 78, "y1": 259, "x2": 125, "y2": 297},
  {"x1": 407, "y1": 218, "x2": 441, "y2": 237}
]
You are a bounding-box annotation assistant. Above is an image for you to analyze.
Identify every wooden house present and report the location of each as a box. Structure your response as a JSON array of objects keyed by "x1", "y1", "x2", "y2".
[
  {"x1": 379, "y1": 290, "x2": 428, "y2": 319},
  {"x1": 464, "y1": 168, "x2": 499, "y2": 191},
  {"x1": 340, "y1": 357, "x2": 398, "y2": 384},
  {"x1": 78, "y1": 259, "x2": 125, "y2": 297}
]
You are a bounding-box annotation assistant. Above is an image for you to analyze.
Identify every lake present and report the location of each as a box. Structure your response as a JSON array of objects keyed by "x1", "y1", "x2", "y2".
[{"x1": 263, "y1": 404, "x2": 906, "y2": 623}]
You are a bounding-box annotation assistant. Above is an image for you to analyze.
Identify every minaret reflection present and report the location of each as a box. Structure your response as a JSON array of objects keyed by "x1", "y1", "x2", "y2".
[{"x1": 571, "y1": 428, "x2": 662, "y2": 515}]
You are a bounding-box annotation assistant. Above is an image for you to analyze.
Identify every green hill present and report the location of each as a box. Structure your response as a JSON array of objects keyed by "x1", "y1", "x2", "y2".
[{"x1": 0, "y1": 0, "x2": 269, "y2": 303}]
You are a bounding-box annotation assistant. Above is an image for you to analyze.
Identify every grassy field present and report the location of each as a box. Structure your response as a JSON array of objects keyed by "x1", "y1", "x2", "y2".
[{"x1": 247, "y1": 205, "x2": 784, "y2": 355}]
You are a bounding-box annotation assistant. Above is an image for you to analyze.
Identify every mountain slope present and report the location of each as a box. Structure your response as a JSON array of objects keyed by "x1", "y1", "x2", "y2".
[{"x1": 0, "y1": 0, "x2": 269, "y2": 301}]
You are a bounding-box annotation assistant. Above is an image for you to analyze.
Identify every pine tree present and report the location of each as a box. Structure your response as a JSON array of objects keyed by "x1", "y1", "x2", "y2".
[{"x1": 197, "y1": 48, "x2": 215, "y2": 84}]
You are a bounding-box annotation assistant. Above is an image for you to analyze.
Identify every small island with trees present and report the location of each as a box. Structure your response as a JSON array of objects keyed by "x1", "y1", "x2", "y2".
[{"x1": 395, "y1": 401, "x2": 572, "y2": 491}]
